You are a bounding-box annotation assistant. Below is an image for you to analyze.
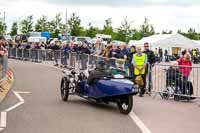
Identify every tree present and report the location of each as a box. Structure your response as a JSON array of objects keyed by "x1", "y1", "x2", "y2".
[
  {"x1": 35, "y1": 15, "x2": 48, "y2": 32},
  {"x1": 10, "y1": 22, "x2": 18, "y2": 36},
  {"x1": 185, "y1": 28, "x2": 199, "y2": 40},
  {"x1": 115, "y1": 17, "x2": 132, "y2": 42},
  {"x1": 48, "y1": 13, "x2": 65, "y2": 38},
  {"x1": 20, "y1": 15, "x2": 34, "y2": 33},
  {"x1": 86, "y1": 23, "x2": 99, "y2": 38},
  {"x1": 162, "y1": 30, "x2": 172, "y2": 34},
  {"x1": 0, "y1": 21, "x2": 6, "y2": 35},
  {"x1": 140, "y1": 17, "x2": 155, "y2": 37},
  {"x1": 102, "y1": 18, "x2": 113, "y2": 36},
  {"x1": 178, "y1": 28, "x2": 199, "y2": 40},
  {"x1": 68, "y1": 13, "x2": 82, "y2": 36},
  {"x1": 130, "y1": 29, "x2": 143, "y2": 40}
]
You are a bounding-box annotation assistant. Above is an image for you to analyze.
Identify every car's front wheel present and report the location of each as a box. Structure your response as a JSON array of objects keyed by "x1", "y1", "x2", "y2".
[
  {"x1": 60, "y1": 77, "x2": 69, "y2": 101},
  {"x1": 117, "y1": 95, "x2": 133, "y2": 115}
]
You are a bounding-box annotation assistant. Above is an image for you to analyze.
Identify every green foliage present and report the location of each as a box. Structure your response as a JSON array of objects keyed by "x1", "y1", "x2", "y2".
[
  {"x1": 68, "y1": 13, "x2": 82, "y2": 36},
  {"x1": 162, "y1": 30, "x2": 172, "y2": 34},
  {"x1": 86, "y1": 23, "x2": 99, "y2": 38},
  {"x1": 10, "y1": 22, "x2": 18, "y2": 36},
  {"x1": 20, "y1": 15, "x2": 34, "y2": 33},
  {"x1": 177, "y1": 28, "x2": 200, "y2": 40},
  {"x1": 140, "y1": 17, "x2": 155, "y2": 37},
  {"x1": 114, "y1": 17, "x2": 132, "y2": 42},
  {"x1": 35, "y1": 15, "x2": 48, "y2": 32},
  {"x1": 48, "y1": 13, "x2": 65, "y2": 38},
  {"x1": 130, "y1": 29, "x2": 143, "y2": 40},
  {"x1": 5, "y1": 13, "x2": 200, "y2": 41},
  {"x1": 0, "y1": 21, "x2": 6, "y2": 35},
  {"x1": 102, "y1": 18, "x2": 114, "y2": 36}
]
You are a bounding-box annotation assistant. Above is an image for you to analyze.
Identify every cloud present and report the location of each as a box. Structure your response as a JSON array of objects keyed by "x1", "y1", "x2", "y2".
[
  {"x1": 1, "y1": 0, "x2": 200, "y2": 7},
  {"x1": 1, "y1": 0, "x2": 200, "y2": 33},
  {"x1": 41, "y1": 0, "x2": 200, "y2": 7}
]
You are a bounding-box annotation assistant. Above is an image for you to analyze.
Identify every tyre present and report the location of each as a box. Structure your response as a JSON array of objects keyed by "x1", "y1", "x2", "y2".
[
  {"x1": 60, "y1": 77, "x2": 69, "y2": 101},
  {"x1": 174, "y1": 94, "x2": 180, "y2": 101},
  {"x1": 162, "y1": 90, "x2": 170, "y2": 100},
  {"x1": 117, "y1": 95, "x2": 133, "y2": 115}
]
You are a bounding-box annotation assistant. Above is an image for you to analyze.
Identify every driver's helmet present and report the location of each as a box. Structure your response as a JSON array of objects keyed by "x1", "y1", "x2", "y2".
[{"x1": 96, "y1": 60, "x2": 106, "y2": 70}]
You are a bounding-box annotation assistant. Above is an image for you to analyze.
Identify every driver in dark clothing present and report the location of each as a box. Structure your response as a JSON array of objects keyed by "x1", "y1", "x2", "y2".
[{"x1": 87, "y1": 60, "x2": 112, "y2": 85}]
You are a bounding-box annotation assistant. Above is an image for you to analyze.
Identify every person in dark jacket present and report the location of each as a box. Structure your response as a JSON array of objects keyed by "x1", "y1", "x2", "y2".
[
  {"x1": 80, "y1": 43, "x2": 91, "y2": 70},
  {"x1": 143, "y1": 42, "x2": 155, "y2": 93},
  {"x1": 166, "y1": 61, "x2": 195, "y2": 99},
  {"x1": 119, "y1": 44, "x2": 129, "y2": 59},
  {"x1": 52, "y1": 42, "x2": 60, "y2": 66},
  {"x1": 127, "y1": 45, "x2": 136, "y2": 77},
  {"x1": 87, "y1": 60, "x2": 112, "y2": 85}
]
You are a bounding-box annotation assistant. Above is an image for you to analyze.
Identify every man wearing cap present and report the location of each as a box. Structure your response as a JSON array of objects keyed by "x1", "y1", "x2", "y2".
[
  {"x1": 132, "y1": 47, "x2": 148, "y2": 97},
  {"x1": 143, "y1": 42, "x2": 155, "y2": 93},
  {"x1": 87, "y1": 60, "x2": 111, "y2": 85}
]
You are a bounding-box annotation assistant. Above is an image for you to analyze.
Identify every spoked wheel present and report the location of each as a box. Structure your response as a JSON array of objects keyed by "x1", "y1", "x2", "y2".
[
  {"x1": 162, "y1": 90, "x2": 170, "y2": 100},
  {"x1": 60, "y1": 77, "x2": 69, "y2": 101},
  {"x1": 117, "y1": 95, "x2": 133, "y2": 115},
  {"x1": 174, "y1": 94, "x2": 181, "y2": 101}
]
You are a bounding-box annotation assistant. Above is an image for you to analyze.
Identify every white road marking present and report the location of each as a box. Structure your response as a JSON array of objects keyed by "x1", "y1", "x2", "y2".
[
  {"x1": 13, "y1": 91, "x2": 25, "y2": 102},
  {"x1": 14, "y1": 91, "x2": 30, "y2": 94},
  {"x1": 0, "y1": 91, "x2": 29, "y2": 131},
  {"x1": 4, "y1": 102, "x2": 24, "y2": 112},
  {"x1": 0, "y1": 112, "x2": 7, "y2": 128},
  {"x1": 129, "y1": 111, "x2": 152, "y2": 133},
  {"x1": 19, "y1": 60, "x2": 152, "y2": 133}
]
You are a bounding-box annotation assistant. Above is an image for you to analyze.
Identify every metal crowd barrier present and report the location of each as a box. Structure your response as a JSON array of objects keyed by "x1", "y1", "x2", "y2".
[
  {"x1": 0, "y1": 55, "x2": 8, "y2": 81},
  {"x1": 8, "y1": 48, "x2": 129, "y2": 73},
  {"x1": 151, "y1": 64, "x2": 200, "y2": 98}
]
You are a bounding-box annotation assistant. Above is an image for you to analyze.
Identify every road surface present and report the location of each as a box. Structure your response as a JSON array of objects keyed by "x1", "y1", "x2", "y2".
[{"x1": 0, "y1": 59, "x2": 142, "y2": 133}]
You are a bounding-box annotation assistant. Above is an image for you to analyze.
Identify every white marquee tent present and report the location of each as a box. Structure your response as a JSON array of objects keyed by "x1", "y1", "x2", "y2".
[
  {"x1": 192, "y1": 40, "x2": 200, "y2": 48},
  {"x1": 129, "y1": 33, "x2": 199, "y2": 55},
  {"x1": 129, "y1": 33, "x2": 197, "y2": 48}
]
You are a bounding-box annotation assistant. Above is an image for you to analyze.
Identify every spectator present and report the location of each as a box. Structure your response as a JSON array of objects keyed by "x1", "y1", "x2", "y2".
[
  {"x1": 111, "y1": 45, "x2": 121, "y2": 58},
  {"x1": 132, "y1": 47, "x2": 148, "y2": 97},
  {"x1": 167, "y1": 61, "x2": 194, "y2": 98},
  {"x1": 127, "y1": 45, "x2": 136, "y2": 77},
  {"x1": 70, "y1": 37, "x2": 75, "y2": 49},
  {"x1": 177, "y1": 53, "x2": 192, "y2": 80},
  {"x1": 119, "y1": 43, "x2": 128, "y2": 59},
  {"x1": 143, "y1": 42, "x2": 155, "y2": 93},
  {"x1": 164, "y1": 49, "x2": 168, "y2": 62},
  {"x1": 0, "y1": 36, "x2": 7, "y2": 56},
  {"x1": 61, "y1": 41, "x2": 69, "y2": 68},
  {"x1": 95, "y1": 41, "x2": 104, "y2": 56},
  {"x1": 158, "y1": 48, "x2": 163, "y2": 62},
  {"x1": 80, "y1": 43, "x2": 91, "y2": 70},
  {"x1": 52, "y1": 42, "x2": 60, "y2": 66}
]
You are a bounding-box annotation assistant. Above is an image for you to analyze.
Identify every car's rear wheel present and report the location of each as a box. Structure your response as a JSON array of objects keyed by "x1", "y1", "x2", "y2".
[
  {"x1": 60, "y1": 77, "x2": 69, "y2": 101},
  {"x1": 117, "y1": 95, "x2": 133, "y2": 115}
]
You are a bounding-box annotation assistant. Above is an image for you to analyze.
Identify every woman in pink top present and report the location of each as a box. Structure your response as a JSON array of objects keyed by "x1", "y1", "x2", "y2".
[{"x1": 177, "y1": 53, "x2": 192, "y2": 80}]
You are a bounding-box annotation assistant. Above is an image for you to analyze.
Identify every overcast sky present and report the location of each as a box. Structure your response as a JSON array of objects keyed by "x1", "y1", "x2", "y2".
[{"x1": 0, "y1": 0, "x2": 200, "y2": 33}]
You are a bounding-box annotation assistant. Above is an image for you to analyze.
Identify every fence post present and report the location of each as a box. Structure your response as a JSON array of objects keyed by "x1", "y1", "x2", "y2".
[{"x1": 16, "y1": 48, "x2": 18, "y2": 59}]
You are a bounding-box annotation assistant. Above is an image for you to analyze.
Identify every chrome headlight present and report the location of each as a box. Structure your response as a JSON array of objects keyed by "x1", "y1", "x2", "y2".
[{"x1": 133, "y1": 84, "x2": 139, "y2": 92}]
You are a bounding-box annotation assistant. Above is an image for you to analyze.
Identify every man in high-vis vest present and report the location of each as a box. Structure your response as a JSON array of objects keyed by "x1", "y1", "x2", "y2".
[{"x1": 132, "y1": 47, "x2": 148, "y2": 97}]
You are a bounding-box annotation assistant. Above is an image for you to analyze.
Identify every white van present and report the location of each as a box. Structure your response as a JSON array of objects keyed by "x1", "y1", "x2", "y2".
[{"x1": 28, "y1": 37, "x2": 47, "y2": 43}]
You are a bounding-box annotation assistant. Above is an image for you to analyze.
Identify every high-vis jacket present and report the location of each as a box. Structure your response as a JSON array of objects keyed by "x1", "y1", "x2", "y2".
[{"x1": 133, "y1": 53, "x2": 146, "y2": 75}]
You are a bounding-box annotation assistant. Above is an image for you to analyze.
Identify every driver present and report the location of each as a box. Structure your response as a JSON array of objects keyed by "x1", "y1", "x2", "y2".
[{"x1": 87, "y1": 60, "x2": 112, "y2": 85}]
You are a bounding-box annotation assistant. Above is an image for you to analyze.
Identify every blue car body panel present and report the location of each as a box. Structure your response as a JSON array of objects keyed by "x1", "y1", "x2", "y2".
[{"x1": 79, "y1": 79, "x2": 137, "y2": 98}]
